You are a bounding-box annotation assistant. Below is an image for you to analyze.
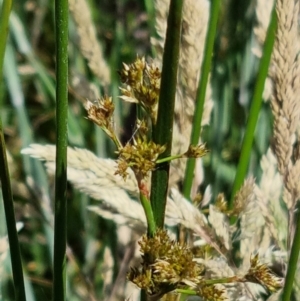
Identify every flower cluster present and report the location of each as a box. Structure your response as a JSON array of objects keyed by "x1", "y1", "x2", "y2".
[
  {"x1": 119, "y1": 57, "x2": 161, "y2": 123},
  {"x1": 115, "y1": 134, "x2": 166, "y2": 180},
  {"x1": 197, "y1": 284, "x2": 225, "y2": 301},
  {"x1": 184, "y1": 144, "x2": 209, "y2": 158},
  {"x1": 85, "y1": 96, "x2": 118, "y2": 143},
  {"x1": 244, "y1": 254, "x2": 283, "y2": 293},
  {"x1": 127, "y1": 229, "x2": 205, "y2": 299}
]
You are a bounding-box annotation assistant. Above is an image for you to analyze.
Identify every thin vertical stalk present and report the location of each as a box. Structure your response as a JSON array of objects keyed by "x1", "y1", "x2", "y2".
[
  {"x1": 0, "y1": 126, "x2": 27, "y2": 301},
  {"x1": 150, "y1": 0, "x2": 183, "y2": 229},
  {"x1": 182, "y1": 0, "x2": 221, "y2": 200},
  {"x1": 140, "y1": 192, "x2": 156, "y2": 237},
  {"x1": 52, "y1": 0, "x2": 68, "y2": 299},
  {"x1": 0, "y1": 0, "x2": 12, "y2": 80},
  {"x1": 0, "y1": 1, "x2": 26, "y2": 300},
  {"x1": 228, "y1": 6, "x2": 277, "y2": 211},
  {"x1": 282, "y1": 202, "x2": 300, "y2": 301}
]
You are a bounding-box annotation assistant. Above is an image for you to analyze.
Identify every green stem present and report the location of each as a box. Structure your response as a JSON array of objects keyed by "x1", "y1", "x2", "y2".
[
  {"x1": 0, "y1": 125, "x2": 27, "y2": 301},
  {"x1": 228, "y1": 5, "x2": 277, "y2": 211},
  {"x1": 0, "y1": 0, "x2": 12, "y2": 83},
  {"x1": 182, "y1": 0, "x2": 221, "y2": 200},
  {"x1": 156, "y1": 154, "x2": 183, "y2": 164},
  {"x1": 281, "y1": 202, "x2": 300, "y2": 301},
  {"x1": 0, "y1": 1, "x2": 27, "y2": 301},
  {"x1": 140, "y1": 192, "x2": 156, "y2": 237},
  {"x1": 150, "y1": 0, "x2": 183, "y2": 229},
  {"x1": 52, "y1": 0, "x2": 68, "y2": 299}
]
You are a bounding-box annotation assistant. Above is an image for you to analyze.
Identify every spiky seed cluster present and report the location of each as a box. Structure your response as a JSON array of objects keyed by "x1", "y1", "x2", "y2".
[
  {"x1": 184, "y1": 144, "x2": 208, "y2": 158},
  {"x1": 197, "y1": 284, "x2": 225, "y2": 301},
  {"x1": 85, "y1": 96, "x2": 115, "y2": 139},
  {"x1": 128, "y1": 229, "x2": 204, "y2": 297},
  {"x1": 115, "y1": 135, "x2": 166, "y2": 180},
  {"x1": 245, "y1": 254, "x2": 283, "y2": 293},
  {"x1": 118, "y1": 57, "x2": 161, "y2": 123}
]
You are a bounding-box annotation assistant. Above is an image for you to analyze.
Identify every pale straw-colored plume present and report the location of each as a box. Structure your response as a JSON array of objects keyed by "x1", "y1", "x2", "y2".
[
  {"x1": 253, "y1": 0, "x2": 275, "y2": 47},
  {"x1": 152, "y1": 0, "x2": 213, "y2": 193},
  {"x1": 270, "y1": 0, "x2": 300, "y2": 244},
  {"x1": 69, "y1": 0, "x2": 110, "y2": 86},
  {"x1": 256, "y1": 149, "x2": 286, "y2": 250},
  {"x1": 253, "y1": 0, "x2": 275, "y2": 101},
  {"x1": 22, "y1": 145, "x2": 233, "y2": 258},
  {"x1": 169, "y1": 188, "x2": 230, "y2": 258},
  {"x1": 208, "y1": 204, "x2": 231, "y2": 251},
  {"x1": 21, "y1": 145, "x2": 206, "y2": 233},
  {"x1": 236, "y1": 178, "x2": 267, "y2": 262},
  {"x1": 21, "y1": 144, "x2": 147, "y2": 231},
  {"x1": 22, "y1": 145, "x2": 285, "y2": 299}
]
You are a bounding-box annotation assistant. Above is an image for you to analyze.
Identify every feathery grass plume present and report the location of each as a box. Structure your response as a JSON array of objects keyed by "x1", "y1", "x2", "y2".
[
  {"x1": 208, "y1": 205, "x2": 231, "y2": 252},
  {"x1": 22, "y1": 144, "x2": 285, "y2": 299},
  {"x1": 234, "y1": 177, "x2": 276, "y2": 271},
  {"x1": 169, "y1": 188, "x2": 230, "y2": 259},
  {"x1": 253, "y1": 0, "x2": 275, "y2": 47},
  {"x1": 253, "y1": 0, "x2": 275, "y2": 101},
  {"x1": 21, "y1": 145, "x2": 207, "y2": 233},
  {"x1": 256, "y1": 149, "x2": 286, "y2": 250},
  {"x1": 236, "y1": 178, "x2": 267, "y2": 263},
  {"x1": 69, "y1": 0, "x2": 110, "y2": 86},
  {"x1": 152, "y1": 0, "x2": 213, "y2": 191},
  {"x1": 270, "y1": 0, "x2": 300, "y2": 213}
]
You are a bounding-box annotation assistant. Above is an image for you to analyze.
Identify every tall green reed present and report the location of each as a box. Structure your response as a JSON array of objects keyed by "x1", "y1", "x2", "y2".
[
  {"x1": 0, "y1": 0, "x2": 26, "y2": 300},
  {"x1": 52, "y1": 0, "x2": 68, "y2": 300},
  {"x1": 182, "y1": 0, "x2": 222, "y2": 200},
  {"x1": 229, "y1": 5, "x2": 277, "y2": 212},
  {"x1": 150, "y1": 0, "x2": 183, "y2": 231}
]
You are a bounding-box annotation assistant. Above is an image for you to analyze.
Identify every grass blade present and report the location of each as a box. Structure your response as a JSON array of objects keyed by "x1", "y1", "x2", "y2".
[
  {"x1": 52, "y1": 0, "x2": 68, "y2": 299},
  {"x1": 150, "y1": 0, "x2": 184, "y2": 229},
  {"x1": 229, "y1": 5, "x2": 277, "y2": 210},
  {"x1": 0, "y1": 0, "x2": 26, "y2": 300},
  {"x1": 182, "y1": 0, "x2": 222, "y2": 200}
]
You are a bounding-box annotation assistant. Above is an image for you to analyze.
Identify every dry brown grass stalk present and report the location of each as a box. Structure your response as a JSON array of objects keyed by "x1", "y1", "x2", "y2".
[{"x1": 69, "y1": 0, "x2": 110, "y2": 86}]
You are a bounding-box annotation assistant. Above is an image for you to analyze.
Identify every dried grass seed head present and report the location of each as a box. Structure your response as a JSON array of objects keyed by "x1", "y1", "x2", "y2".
[{"x1": 69, "y1": 0, "x2": 110, "y2": 85}]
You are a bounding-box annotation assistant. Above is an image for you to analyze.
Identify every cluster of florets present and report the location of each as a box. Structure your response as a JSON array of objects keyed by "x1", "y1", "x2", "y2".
[
  {"x1": 85, "y1": 96, "x2": 116, "y2": 141},
  {"x1": 118, "y1": 57, "x2": 161, "y2": 123},
  {"x1": 115, "y1": 133, "x2": 166, "y2": 180},
  {"x1": 245, "y1": 254, "x2": 283, "y2": 293},
  {"x1": 127, "y1": 229, "x2": 205, "y2": 299}
]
